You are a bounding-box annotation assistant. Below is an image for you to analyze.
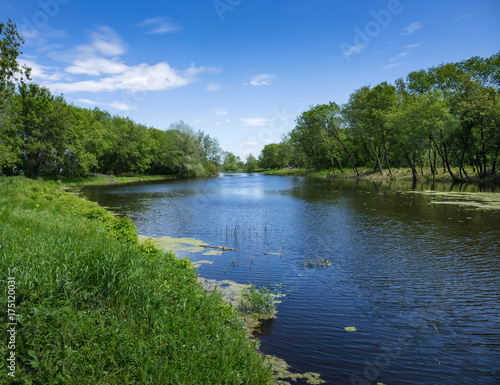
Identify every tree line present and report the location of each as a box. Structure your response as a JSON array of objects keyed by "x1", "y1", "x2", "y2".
[
  {"x1": 0, "y1": 19, "x2": 223, "y2": 179},
  {"x1": 258, "y1": 52, "x2": 500, "y2": 182}
]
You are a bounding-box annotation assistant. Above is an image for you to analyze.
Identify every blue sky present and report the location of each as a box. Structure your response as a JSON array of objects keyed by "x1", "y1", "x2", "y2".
[{"x1": 2, "y1": 0, "x2": 499, "y2": 159}]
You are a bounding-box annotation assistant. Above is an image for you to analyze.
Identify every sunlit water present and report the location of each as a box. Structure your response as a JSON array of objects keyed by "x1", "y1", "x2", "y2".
[{"x1": 83, "y1": 173, "x2": 500, "y2": 384}]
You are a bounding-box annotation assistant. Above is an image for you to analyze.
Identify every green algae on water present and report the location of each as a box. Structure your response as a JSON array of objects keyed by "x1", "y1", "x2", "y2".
[
  {"x1": 265, "y1": 355, "x2": 325, "y2": 385},
  {"x1": 406, "y1": 191, "x2": 500, "y2": 210}
]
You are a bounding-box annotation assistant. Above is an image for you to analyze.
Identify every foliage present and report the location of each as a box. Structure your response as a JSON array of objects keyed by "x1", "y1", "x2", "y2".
[
  {"x1": 0, "y1": 18, "x2": 222, "y2": 180},
  {"x1": 258, "y1": 52, "x2": 500, "y2": 182},
  {"x1": 0, "y1": 177, "x2": 272, "y2": 384},
  {"x1": 238, "y1": 284, "x2": 275, "y2": 316},
  {"x1": 0, "y1": 18, "x2": 30, "y2": 89},
  {"x1": 245, "y1": 154, "x2": 258, "y2": 173}
]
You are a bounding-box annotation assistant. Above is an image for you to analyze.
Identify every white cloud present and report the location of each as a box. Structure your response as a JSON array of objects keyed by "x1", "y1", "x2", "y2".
[
  {"x1": 215, "y1": 108, "x2": 228, "y2": 116},
  {"x1": 75, "y1": 98, "x2": 136, "y2": 111},
  {"x1": 86, "y1": 26, "x2": 127, "y2": 57},
  {"x1": 402, "y1": 21, "x2": 423, "y2": 35},
  {"x1": 66, "y1": 57, "x2": 128, "y2": 76},
  {"x1": 389, "y1": 52, "x2": 409, "y2": 62},
  {"x1": 38, "y1": 27, "x2": 221, "y2": 94},
  {"x1": 18, "y1": 58, "x2": 67, "y2": 82},
  {"x1": 248, "y1": 73, "x2": 276, "y2": 86},
  {"x1": 110, "y1": 101, "x2": 136, "y2": 111},
  {"x1": 138, "y1": 17, "x2": 182, "y2": 34},
  {"x1": 383, "y1": 62, "x2": 406, "y2": 70},
  {"x1": 49, "y1": 62, "x2": 190, "y2": 93},
  {"x1": 454, "y1": 14, "x2": 470, "y2": 22},
  {"x1": 241, "y1": 118, "x2": 270, "y2": 126},
  {"x1": 184, "y1": 64, "x2": 222, "y2": 79},
  {"x1": 403, "y1": 43, "x2": 421, "y2": 50},
  {"x1": 206, "y1": 82, "x2": 224, "y2": 92},
  {"x1": 341, "y1": 45, "x2": 366, "y2": 59}
]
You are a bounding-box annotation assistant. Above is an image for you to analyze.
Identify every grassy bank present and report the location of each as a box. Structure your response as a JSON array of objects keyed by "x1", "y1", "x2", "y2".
[
  {"x1": 0, "y1": 177, "x2": 272, "y2": 384},
  {"x1": 264, "y1": 167, "x2": 500, "y2": 185},
  {"x1": 53, "y1": 173, "x2": 177, "y2": 187}
]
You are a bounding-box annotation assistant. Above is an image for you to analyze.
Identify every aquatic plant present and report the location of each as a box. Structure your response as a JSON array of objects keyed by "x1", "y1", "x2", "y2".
[
  {"x1": 238, "y1": 284, "x2": 275, "y2": 316},
  {"x1": 302, "y1": 258, "x2": 333, "y2": 269}
]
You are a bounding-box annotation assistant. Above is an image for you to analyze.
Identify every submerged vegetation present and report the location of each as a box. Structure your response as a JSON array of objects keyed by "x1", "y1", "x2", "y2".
[{"x1": 0, "y1": 177, "x2": 273, "y2": 384}]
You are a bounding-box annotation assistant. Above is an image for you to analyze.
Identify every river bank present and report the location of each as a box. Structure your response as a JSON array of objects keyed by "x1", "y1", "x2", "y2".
[
  {"x1": 263, "y1": 167, "x2": 500, "y2": 186},
  {"x1": 0, "y1": 176, "x2": 272, "y2": 384}
]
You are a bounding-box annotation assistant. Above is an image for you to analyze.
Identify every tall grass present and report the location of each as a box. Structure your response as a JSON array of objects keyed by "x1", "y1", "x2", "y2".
[
  {"x1": 238, "y1": 285, "x2": 275, "y2": 316},
  {"x1": 0, "y1": 177, "x2": 272, "y2": 384}
]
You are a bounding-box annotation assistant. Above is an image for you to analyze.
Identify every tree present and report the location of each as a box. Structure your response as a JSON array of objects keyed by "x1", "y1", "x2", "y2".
[
  {"x1": 343, "y1": 83, "x2": 396, "y2": 175},
  {"x1": 388, "y1": 91, "x2": 454, "y2": 182},
  {"x1": 459, "y1": 83, "x2": 500, "y2": 178},
  {"x1": 0, "y1": 18, "x2": 31, "y2": 90},
  {"x1": 258, "y1": 143, "x2": 280, "y2": 169},
  {"x1": 244, "y1": 154, "x2": 258, "y2": 173},
  {"x1": 302, "y1": 103, "x2": 359, "y2": 174},
  {"x1": 169, "y1": 121, "x2": 207, "y2": 178},
  {"x1": 0, "y1": 19, "x2": 31, "y2": 172}
]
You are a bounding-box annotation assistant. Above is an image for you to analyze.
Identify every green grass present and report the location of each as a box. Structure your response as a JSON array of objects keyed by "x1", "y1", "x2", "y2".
[
  {"x1": 53, "y1": 173, "x2": 176, "y2": 187},
  {"x1": 238, "y1": 285, "x2": 275, "y2": 317},
  {"x1": 0, "y1": 176, "x2": 272, "y2": 384}
]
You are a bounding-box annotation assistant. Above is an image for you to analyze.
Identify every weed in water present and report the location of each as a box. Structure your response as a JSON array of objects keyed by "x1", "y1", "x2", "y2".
[{"x1": 238, "y1": 284, "x2": 275, "y2": 316}]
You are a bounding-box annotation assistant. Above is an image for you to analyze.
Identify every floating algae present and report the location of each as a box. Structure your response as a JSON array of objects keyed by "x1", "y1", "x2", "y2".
[
  {"x1": 406, "y1": 191, "x2": 500, "y2": 210},
  {"x1": 198, "y1": 277, "x2": 248, "y2": 308},
  {"x1": 265, "y1": 355, "x2": 325, "y2": 385},
  {"x1": 192, "y1": 260, "x2": 214, "y2": 268},
  {"x1": 138, "y1": 235, "x2": 232, "y2": 256}
]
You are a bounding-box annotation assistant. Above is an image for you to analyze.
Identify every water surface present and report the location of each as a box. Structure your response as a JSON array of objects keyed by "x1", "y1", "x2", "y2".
[{"x1": 84, "y1": 174, "x2": 500, "y2": 384}]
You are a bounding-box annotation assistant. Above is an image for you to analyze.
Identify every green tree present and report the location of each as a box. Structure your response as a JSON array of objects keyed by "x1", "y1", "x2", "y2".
[
  {"x1": 0, "y1": 18, "x2": 30, "y2": 90},
  {"x1": 0, "y1": 19, "x2": 31, "y2": 172},
  {"x1": 258, "y1": 143, "x2": 280, "y2": 169},
  {"x1": 388, "y1": 91, "x2": 454, "y2": 182},
  {"x1": 170, "y1": 121, "x2": 207, "y2": 178},
  {"x1": 244, "y1": 153, "x2": 258, "y2": 173},
  {"x1": 301, "y1": 103, "x2": 358, "y2": 174}
]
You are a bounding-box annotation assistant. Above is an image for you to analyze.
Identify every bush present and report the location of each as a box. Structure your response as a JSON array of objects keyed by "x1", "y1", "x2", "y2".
[{"x1": 238, "y1": 284, "x2": 275, "y2": 316}]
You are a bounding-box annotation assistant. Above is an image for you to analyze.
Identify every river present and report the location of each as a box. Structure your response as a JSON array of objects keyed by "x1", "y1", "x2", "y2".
[{"x1": 83, "y1": 173, "x2": 500, "y2": 385}]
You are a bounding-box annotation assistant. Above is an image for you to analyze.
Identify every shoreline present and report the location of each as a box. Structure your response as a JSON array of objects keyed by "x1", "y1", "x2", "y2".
[
  {"x1": 0, "y1": 176, "x2": 274, "y2": 384},
  {"x1": 262, "y1": 167, "x2": 500, "y2": 186}
]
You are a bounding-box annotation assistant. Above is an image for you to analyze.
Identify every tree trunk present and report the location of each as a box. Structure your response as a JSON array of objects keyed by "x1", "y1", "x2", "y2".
[
  {"x1": 335, "y1": 157, "x2": 344, "y2": 174},
  {"x1": 327, "y1": 130, "x2": 359, "y2": 176},
  {"x1": 383, "y1": 145, "x2": 392, "y2": 175},
  {"x1": 369, "y1": 138, "x2": 383, "y2": 175},
  {"x1": 428, "y1": 148, "x2": 435, "y2": 176},
  {"x1": 407, "y1": 154, "x2": 418, "y2": 183},
  {"x1": 491, "y1": 145, "x2": 500, "y2": 175},
  {"x1": 431, "y1": 139, "x2": 455, "y2": 180}
]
